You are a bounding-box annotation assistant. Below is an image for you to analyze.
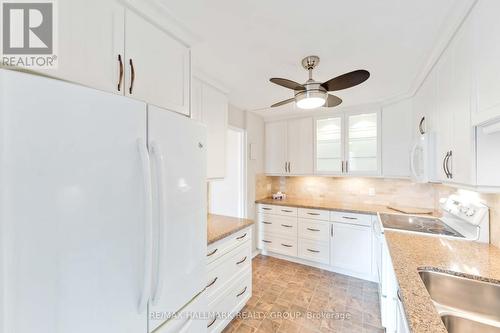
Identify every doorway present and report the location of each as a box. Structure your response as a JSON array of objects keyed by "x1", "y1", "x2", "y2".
[{"x1": 209, "y1": 127, "x2": 246, "y2": 218}]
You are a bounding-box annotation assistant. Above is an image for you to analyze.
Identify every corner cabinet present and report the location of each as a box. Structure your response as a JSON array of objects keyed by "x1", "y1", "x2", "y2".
[
  {"x1": 191, "y1": 78, "x2": 228, "y2": 179},
  {"x1": 314, "y1": 111, "x2": 381, "y2": 176},
  {"x1": 264, "y1": 118, "x2": 313, "y2": 175}
]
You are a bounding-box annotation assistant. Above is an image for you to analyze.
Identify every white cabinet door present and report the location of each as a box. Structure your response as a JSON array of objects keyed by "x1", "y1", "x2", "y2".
[
  {"x1": 346, "y1": 112, "x2": 380, "y2": 175},
  {"x1": 435, "y1": 48, "x2": 454, "y2": 182},
  {"x1": 39, "y1": 0, "x2": 124, "y2": 94},
  {"x1": 382, "y1": 99, "x2": 412, "y2": 178},
  {"x1": 191, "y1": 78, "x2": 203, "y2": 121},
  {"x1": 330, "y1": 222, "x2": 372, "y2": 276},
  {"x1": 412, "y1": 69, "x2": 437, "y2": 138},
  {"x1": 265, "y1": 121, "x2": 288, "y2": 174},
  {"x1": 471, "y1": 0, "x2": 500, "y2": 126},
  {"x1": 287, "y1": 117, "x2": 313, "y2": 175},
  {"x1": 315, "y1": 116, "x2": 344, "y2": 174},
  {"x1": 0, "y1": 70, "x2": 147, "y2": 333},
  {"x1": 125, "y1": 9, "x2": 190, "y2": 115},
  {"x1": 201, "y1": 82, "x2": 228, "y2": 179},
  {"x1": 449, "y1": 16, "x2": 475, "y2": 185}
]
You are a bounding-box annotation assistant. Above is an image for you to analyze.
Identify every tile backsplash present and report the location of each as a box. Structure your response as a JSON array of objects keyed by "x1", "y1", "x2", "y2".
[{"x1": 255, "y1": 175, "x2": 500, "y2": 248}]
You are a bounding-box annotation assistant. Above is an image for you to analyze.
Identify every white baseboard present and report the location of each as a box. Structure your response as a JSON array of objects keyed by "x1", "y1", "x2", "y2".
[{"x1": 252, "y1": 249, "x2": 261, "y2": 258}]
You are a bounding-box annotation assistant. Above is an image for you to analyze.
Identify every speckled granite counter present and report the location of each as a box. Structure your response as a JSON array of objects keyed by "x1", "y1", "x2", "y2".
[
  {"x1": 385, "y1": 231, "x2": 500, "y2": 333},
  {"x1": 207, "y1": 214, "x2": 254, "y2": 245},
  {"x1": 255, "y1": 197, "x2": 440, "y2": 216}
]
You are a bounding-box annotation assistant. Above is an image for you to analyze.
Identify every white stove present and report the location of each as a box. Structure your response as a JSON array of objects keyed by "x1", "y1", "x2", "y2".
[{"x1": 379, "y1": 194, "x2": 489, "y2": 243}]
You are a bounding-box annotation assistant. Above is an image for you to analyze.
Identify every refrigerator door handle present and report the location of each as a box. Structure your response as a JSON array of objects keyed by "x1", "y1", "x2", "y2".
[
  {"x1": 137, "y1": 139, "x2": 154, "y2": 313},
  {"x1": 150, "y1": 142, "x2": 166, "y2": 304}
]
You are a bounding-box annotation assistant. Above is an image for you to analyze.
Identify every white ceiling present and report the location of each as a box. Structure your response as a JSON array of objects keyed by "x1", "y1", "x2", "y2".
[{"x1": 158, "y1": 0, "x2": 463, "y2": 116}]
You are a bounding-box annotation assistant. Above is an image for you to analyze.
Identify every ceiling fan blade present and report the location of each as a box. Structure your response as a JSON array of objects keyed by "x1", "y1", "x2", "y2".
[
  {"x1": 270, "y1": 78, "x2": 305, "y2": 91},
  {"x1": 270, "y1": 98, "x2": 295, "y2": 108},
  {"x1": 321, "y1": 70, "x2": 370, "y2": 92},
  {"x1": 324, "y1": 94, "x2": 342, "y2": 107}
]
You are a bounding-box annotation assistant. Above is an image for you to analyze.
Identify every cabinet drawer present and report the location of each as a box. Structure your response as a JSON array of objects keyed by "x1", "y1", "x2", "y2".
[
  {"x1": 330, "y1": 211, "x2": 373, "y2": 227},
  {"x1": 275, "y1": 206, "x2": 298, "y2": 216},
  {"x1": 298, "y1": 219, "x2": 331, "y2": 242},
  {"x1": 259, "y1": 233, "x2": 297, "y2": 257},
  {"x1": 298, "y1": 238, "x2": 330, "y2": 265},
  {"x1": 207, "y1": 227, "x2": 251, "y2": 264},
  {"x1": 258, "y1": 204, "x2": 277, "y2": 214},
  {"x1": 258, "y1": 214, "x2": 297, "y2": 238},
  {"x1": 298, "y1": 208, "x2": 329, "y2": 221},
  {"x1": 208, "y1": 268, "x2": 252, "y2": 333},
  {"x1": 206, "y1": 241, "x2": 251, "y2": 303}
]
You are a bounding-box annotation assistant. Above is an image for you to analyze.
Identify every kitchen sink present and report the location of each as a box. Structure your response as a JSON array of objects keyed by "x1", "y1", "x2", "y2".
[{"x1": 418, "y1": 269, "x2": 500, "y2": 332}]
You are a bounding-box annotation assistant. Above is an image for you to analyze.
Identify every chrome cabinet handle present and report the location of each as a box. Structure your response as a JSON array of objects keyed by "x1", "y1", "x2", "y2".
[
  {"x1": 281, "y1": 243, "x2": 292, "y2": 248},
  {"x1": 307, "y1": 227, "x2": 320, "y2": 232},
  {"x1": 262, "y1": 221, "x2": 272, "y2": 225},
  {"x1": 307, "y1": 249, "x2": 320, "y2": 253},
  {"x1": 281, "y1": 224, "x2": 293, "y2": 228},
  {"x1": 117, "y1": 54, "x2": 124, "y2": 91},
  {"x1": 307, "y1": 212, "x2": 320, "y2": 216},
  {"x1": 443, "y1": 151, "x2": 450, "y2": 178},
  {"x1": 207, "y1": 317, "x2": 216, "y2": 328},
  {"x1": 397, "y1": 289, "x2": 402, "y2": 301},
  {"x1": 330, "y1": 224, "x2": 334, "y2": 237},
  {"x1": 236, "y1": 233, "x2": 247, "y2": 240},
  {"x1": 236, "y1": 286, "x2": 248, "y2": 297},
  {"x1": 288, "y1": 162, "x2": 291, "y2": 173},
  {"x1": 342, "y1": 216, "x2": 357, "y2": 220},
  {"x1": 446, "y1": 150, "x2": 453, "y2": 179},
  {"x1": 341, "y1": 160, "x2": 344, "y2": 173},
  {"x1": 282, "y1": 209, "x2": 293, "y2": 213},
  {"x1": 418, "y1": 116, "x2": 426, "y2": 134},
  {"x1": 206, "y1": 277, "x2": 218, "y2": 288},
  {"x1": 236, "y1": 256, "x2": 247, "y2": 265},
  {"x1": 129, "y1": 58, "x2": 135, "y2": 94},
  {"x1": 262, "y1": 240, "x2": 272, "y2": 243},
  {"x1": 261, "y1": 207, "x2": 272, "y2": 211},
  {"x1": 284, "y1": 161, "x2": 287, "y2": 173},
  {"x1": 345, "y1": 160, "x2": 349, "y2": 173},
  {"x1": 207, "y1": 248, "x2": 218, "y2": 257}
]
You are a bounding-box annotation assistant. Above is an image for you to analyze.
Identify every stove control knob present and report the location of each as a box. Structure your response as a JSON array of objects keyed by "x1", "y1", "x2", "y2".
[{"x1": 465, "y1": 209, "x2": 475, "y2": 217}]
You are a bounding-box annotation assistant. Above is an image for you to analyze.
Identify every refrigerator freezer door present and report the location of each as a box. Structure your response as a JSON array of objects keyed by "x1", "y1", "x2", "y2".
[
  {"x1": 0, "y1": 70, "x2": 148, "y2": 333},
  {"x1": 148, "y1": 105, "x2": 207, "y2": 332}
]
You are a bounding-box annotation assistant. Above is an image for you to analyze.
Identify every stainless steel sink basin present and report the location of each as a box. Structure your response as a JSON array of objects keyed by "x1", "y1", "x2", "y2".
[{"x1": 418, "y1": 269, "x2": 500, "y2": 332}]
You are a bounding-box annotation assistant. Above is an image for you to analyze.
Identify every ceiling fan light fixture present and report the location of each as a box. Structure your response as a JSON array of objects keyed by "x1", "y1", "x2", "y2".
[{"x1": 295, "y1": 90, "x2": 327, "y2": 109}]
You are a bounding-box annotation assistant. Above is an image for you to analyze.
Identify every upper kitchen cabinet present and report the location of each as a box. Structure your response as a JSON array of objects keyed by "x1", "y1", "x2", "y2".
[
  {"x1": 470, "y1": 0, "x2": 500, "y2": 126},
  {"x1": 315, "y1": 116, "x2": 344, "y2": 174},
  {"x1": 191, "y1": 78, "x2": 228, "y2": 179},
  {"x1": 433, "y1": 12, "x2": 475, "y2": 186},
  {"x1": 346, "y1": 112, "x2": 380, "y2": 175},
  {"x1": 265, "y1": 118, "x2": 313, "y2": 175},
  {"x1": 314, "y1": 111, "x2": 380, "y2": 176},
  {"x1": 39, "y1": 0, "x2": 124, "y2": 94},
  {"x1": 381, "y1": 99, "x2": 412, "y2": 178},
  {"x1": 412, "y1": 69, "x2": 437, "y2": 138},
  {"x1": 125, "y1": 9, "x2": 190, "y2": 115}
]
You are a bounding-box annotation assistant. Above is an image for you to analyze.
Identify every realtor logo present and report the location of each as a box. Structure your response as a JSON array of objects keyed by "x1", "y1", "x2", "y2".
[{"x1": 1, "y1": 1, "x2": 57, "y2": 68}]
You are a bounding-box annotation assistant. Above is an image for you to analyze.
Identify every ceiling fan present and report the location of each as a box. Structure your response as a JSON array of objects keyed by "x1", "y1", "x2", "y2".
[{"x1": 269, "y1": 56, "x2": 370, "y2": 109}]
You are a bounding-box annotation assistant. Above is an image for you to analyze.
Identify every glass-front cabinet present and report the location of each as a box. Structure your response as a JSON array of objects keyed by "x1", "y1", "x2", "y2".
[{"x1": 315, "y1": 111, "x2": 380, "y2": 175}]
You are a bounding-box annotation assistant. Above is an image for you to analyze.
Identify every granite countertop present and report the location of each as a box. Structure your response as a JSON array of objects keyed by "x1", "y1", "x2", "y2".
[
  {"x1": 255, "y1": 197, "x2": 440, "y2": 216},
  {"x1": 207, "y1": 214, "x2": 254, "y2": 245},
  {"x1": 255, "y1": 197, "x2": 500, "y2": 332},
  {"x1": 385, "y1": 231, "x2": 500, "y2": 333}
]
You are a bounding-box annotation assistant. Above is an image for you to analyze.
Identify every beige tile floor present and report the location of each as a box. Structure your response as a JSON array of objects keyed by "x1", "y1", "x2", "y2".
[{"x1": 223, "y1": 255, "x2": 384, "y2": 333}]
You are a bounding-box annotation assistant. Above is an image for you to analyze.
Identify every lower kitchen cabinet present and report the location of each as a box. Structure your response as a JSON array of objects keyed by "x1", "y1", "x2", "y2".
[
  {"x1": 257, "y1": 204, "x2": 376, "y2": 281},
  {"x1": 330, "y1": 222, "x2": 372, "y2": 276},
  {"x1": 206, "y1": 227, "x2": 252, "y2": 333}
]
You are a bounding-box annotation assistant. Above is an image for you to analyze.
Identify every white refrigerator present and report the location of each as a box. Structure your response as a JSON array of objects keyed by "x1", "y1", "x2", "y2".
[{"x1": 0, "y1": 69, "x2": 207, "y2": 333}]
